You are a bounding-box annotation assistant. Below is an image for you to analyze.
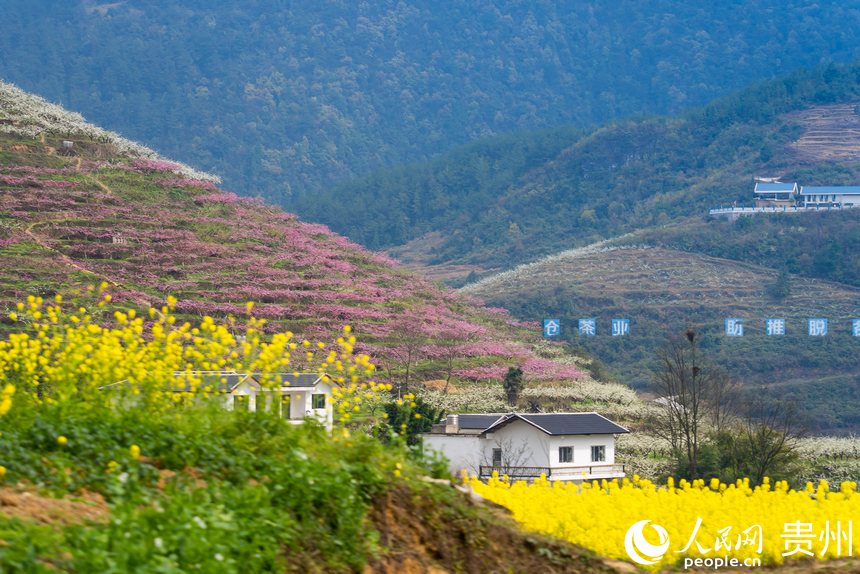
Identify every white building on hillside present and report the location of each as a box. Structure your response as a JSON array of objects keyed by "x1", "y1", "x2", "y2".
[
  {"x1": 799, "y1": 185, "x2": 860, "y2": 208},
  {"x1": 754, "y1": 182, "x2": 798, "y2": 207},
  {"x1": 103, "y1": 371, "x2": 336, "y2": 430},
  {"x1": 423, "y1": 412, "x2": 629, "y2": 482}
]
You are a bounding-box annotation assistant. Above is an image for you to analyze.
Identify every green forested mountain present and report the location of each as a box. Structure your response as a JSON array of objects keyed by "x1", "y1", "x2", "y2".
[
  {"x1": 311, "y1": 63, "x2": 860, "y2": 276},
  {"x1": 3, "y1": 1, "x2": 860, "y2": 203},
  {"x1": 308, "y1": 62, "x2": 860, "y2": 433}
]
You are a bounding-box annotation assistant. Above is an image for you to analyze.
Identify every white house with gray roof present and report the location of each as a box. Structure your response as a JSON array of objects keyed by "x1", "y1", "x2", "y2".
[
  {"x1": 102, "y1": 371, "x2": 335, "y2": 430},
  {"x1": 423, "y1": 412, "x2": 629, "y2": 482}
]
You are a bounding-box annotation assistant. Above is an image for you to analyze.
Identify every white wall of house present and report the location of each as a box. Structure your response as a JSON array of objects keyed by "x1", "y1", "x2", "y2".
[
  {"x1": 225, "y1": 380, "x2": 258, "y2": 411},
  {"x1": 482, "y1": 420, "x2": 551, "y2": 468},
  {"x1": 423, "y1": 434, "x2": 483, "y2": 475},
  {"x1": 801, "y1": 192, "x2": 860, "y2": 206},
  {"x1": 546, "y1": 434, "x2": 616, "y2": 469},
  {"x1": 836, "y1": 193, "x2": 860, "y2": 206},
  {"x1": 312, "y1": 380, "x2": 334, "y2": 430},
  {"x1": 289, "y1": 390, "x2": 309, "y2": 420}
]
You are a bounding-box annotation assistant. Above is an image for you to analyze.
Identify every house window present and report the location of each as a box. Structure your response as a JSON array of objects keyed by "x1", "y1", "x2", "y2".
[
  {"x1": 591, "y1": 445, "x2": 606, "y2": 462},
  {"x1": 492, "y1": 448, "x2": 502, "y2": 467},
  {"x1": 559, "y1": 446, "x2": 573, "y2": 463},
  {"x1": 281, "y1": 395, "x2": 291, "y2": 418},
  {"x1": 234, "y1": 395, "x2": 249, "y2": 410},
  {"x1": 311, "y1": 393, "x2": 326, "y2": 409}
]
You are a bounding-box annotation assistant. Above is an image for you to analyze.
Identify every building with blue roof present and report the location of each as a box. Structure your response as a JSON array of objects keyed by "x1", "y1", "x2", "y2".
[
  {"x1": 800, "y1": 186, "x2": 860, "y2": 208},
  {"x1": 753, "y1": 181, "x2": 798, "y2": 206}
]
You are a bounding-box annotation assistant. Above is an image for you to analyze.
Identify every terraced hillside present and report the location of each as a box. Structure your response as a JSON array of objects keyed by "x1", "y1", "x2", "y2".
[
  {"x1": 787, "y1": 103, "x2": 860, "y2": 163},
  {"x1": 0, "y1": 81, "x2": 583, "y2": 388},
  {"x1": 463, "y1": 246, "x2": 860, "y2": 433}
]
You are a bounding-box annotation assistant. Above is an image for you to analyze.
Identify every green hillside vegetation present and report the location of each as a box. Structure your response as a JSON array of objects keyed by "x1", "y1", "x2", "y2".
[
  {"x1": 4, "y1": 1, "x2": 860, "y2": 202},
  {"x1": 0, "y1": 395, "x2": 615, "y2": 573},
  {"x1": 617, "y1": 209, "x2": 860, "y2": 289},
  {"x1": 463, "y1": 246, "x2": 860, "y2": 434},
  {"x1": 316, "y1": 63, "x2": 860, "y2": 276}
]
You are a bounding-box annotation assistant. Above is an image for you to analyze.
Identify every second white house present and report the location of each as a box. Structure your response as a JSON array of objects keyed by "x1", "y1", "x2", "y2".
[{"x1": 423, "y1": 412, "x2": 629, "y2": 482}]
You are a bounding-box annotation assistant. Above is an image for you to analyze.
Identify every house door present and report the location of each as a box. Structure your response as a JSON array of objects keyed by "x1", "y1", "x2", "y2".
[{"x1": 281, "y1": 395, "x2": 291, "y2": 419}]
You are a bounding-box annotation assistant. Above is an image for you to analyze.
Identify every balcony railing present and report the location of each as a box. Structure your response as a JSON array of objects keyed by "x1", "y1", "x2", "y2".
[
  {"x1": 479, "y1": 466, "x2": 551, "y2": 480},
  {"x1": 478, "y1": 464, "x2": 625, "y2": 481}
]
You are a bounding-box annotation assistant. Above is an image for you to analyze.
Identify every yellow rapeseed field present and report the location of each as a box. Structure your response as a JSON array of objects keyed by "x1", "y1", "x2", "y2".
[
  {"x1": 468, "y1": 473, "x2": 858, "y2": 569},
  {"x1": 0, "y1": 287, "x2": 387, "y2": 418}
]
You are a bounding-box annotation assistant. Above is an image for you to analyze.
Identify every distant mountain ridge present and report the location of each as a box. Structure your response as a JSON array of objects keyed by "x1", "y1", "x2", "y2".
[
  {"x1": 308, "y1": 62, "x2": 860, "y2": 282},
  {"x1": 4, "y1": 0, "x2": 860, "y2": 203}
]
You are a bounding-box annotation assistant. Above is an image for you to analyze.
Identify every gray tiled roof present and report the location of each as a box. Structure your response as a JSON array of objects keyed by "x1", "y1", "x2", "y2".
[
  {"x1": 482, "y1": 413, "x2": 629, "y2": 436},
  {"x1": 170, "y1": 371, "x2": 251, "y2": 393},
  {"x1": 457, "y1": 414, "x2": 506, "y2": 429},
  {"x1": 250, "y1": 373, "x2": 324, "y2": 387}
]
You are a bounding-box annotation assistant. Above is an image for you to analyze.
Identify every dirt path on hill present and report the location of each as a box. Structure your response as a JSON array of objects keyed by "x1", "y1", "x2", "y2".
[{"x1": 23, "y1": 220, "x2": 120, "y2": 287}]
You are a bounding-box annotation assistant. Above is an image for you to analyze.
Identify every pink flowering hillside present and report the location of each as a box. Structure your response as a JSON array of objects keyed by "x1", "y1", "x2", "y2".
[{"x1": 0, "y1": 93, "x2": 583, "y2": 388}]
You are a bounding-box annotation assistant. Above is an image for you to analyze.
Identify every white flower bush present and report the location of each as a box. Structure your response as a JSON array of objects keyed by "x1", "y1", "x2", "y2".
[
  {"x1": 0, "y1": 81, "x2": 219, "y2": 183},
  {"x1": 795, "y1": 436, "x2": 860, "y2": 461},
  {"x1": 419, "y1": 385, "x2": 508, "y2": 413}
]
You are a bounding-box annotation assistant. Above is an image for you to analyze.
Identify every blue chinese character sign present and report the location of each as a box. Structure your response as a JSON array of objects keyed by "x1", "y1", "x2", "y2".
[
  {"x1": 725, "y1": 318, "x2": 744, "y2": 337},
  {"x1": 543, "y1": 319, "x2": 560, "y2": 338},
  {"x1": 611, "y1": 318, "x2": 630, "y2": 337},
  {"x1": 578, "y1": 318, "x2": 597, "y2": 336},
  {"x1": 765, "y1": 318, "x2": 785, "y2": 336},
  {"x1": 808, "y1": 318, "x2": 828, "y2": 337},
  {"x1": 853, "y1": 319, "x2": 860, "y2": 337}
]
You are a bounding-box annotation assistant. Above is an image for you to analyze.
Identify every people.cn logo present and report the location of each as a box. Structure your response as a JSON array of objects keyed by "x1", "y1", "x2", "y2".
[{"x1": 624, "y1": 520, "x2": 670, "y2": 566}]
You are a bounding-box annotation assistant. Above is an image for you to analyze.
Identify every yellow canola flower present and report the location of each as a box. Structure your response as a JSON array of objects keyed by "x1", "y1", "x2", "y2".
[
  {"x1": 0, "y1": 384, "x2": 15, "y2": 416},
  {"x1": 57, "y1": 435, "x2": 68, "y2": 446},
  {"x1": 129, "y1": 444, "x2": 141, "y2": 460},
  {"x1": 467, "y1": 475, "x2": 860, "y2": 570},
  {"x1": 0, "y1": 291, "x2": 389, "y2": 426}
]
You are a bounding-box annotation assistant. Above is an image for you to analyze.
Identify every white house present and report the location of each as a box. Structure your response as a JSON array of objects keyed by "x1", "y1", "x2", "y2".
[
  {"x1": 103, "y1": 371, "x2": 336, "y2": 430},
  {"x1": 753, "y1": 182, "x2": 798, "y2": 207},
  {"x1": 423, "y1": 412, "x2": 629, "y2": 482},
  {"x1": 799, "y1": 185, "x2": 860, "y2": 208}
]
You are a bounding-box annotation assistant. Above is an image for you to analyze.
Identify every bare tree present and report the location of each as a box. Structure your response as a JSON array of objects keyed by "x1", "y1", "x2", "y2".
[
  {"x1": 470, "y1": 436, "x2": 533, "y2": 476},
  {"x1": 724, "y1": 398, "x2": 806, "y2": 485},
  {"x1": 650, "y1": 328, "x2": 737, "y2": 479},
  {"x1": 437, "y1": 327, "x2": 479, "y2": 394}
]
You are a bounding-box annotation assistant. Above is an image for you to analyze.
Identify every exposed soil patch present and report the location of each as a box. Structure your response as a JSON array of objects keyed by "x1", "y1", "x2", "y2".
[
  {"x1": 0, "y1": 487, "x2": 108, "y2": 525},
  {"x1": 365, "y1": 484, "x2": 625, "y2": 574}
]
